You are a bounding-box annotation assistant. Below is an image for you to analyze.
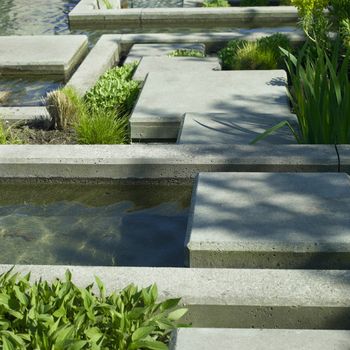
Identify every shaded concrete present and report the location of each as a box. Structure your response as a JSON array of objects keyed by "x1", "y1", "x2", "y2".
[
  {"x1": 187, "y1": 172, "x2": 350, "y2": 269},
  {"x1": 1, "y1": 264, "x2": 350, "y2": 329},
  {"x1": 170, "y1": 328, "x2": 350, "y2": 350},
  {"x1": 0, "y1": 107, "x2": 49, "y2": 125},
  {"x1": 0, "y1": 145, "x2": 338, "y2": 179},
  {"x1": 0, "y1": 35, "x2": 88, "y2": 80},
  {"x1": 178, "y1": 112, "x2": 298, "y2": 145},
  {"x1": 125, "y1": 42, "x2": 205, "y2": 64},
  {"x1": 133, "y1": 56, "x2": 220, "y2": 81},
  {"x1": 130, "y1": 70, "x2": 291, "y2": 140}
]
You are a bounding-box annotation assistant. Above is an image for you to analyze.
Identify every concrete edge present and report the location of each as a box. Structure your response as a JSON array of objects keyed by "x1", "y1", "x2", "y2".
[
  {"x1": 1, "y1": 264, "x2": 350, "y2": 329},
  {"x1": 0, "y1": 107, "x2": 49, "y2": 125},
  {"x1": 0, "y1": 144, "x2": 339, "y2": 179}
]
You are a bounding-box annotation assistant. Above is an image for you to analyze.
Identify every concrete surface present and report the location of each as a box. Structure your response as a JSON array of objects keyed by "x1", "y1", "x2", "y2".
[
  {"x1": 0, "y1": 145, "x2": 338, "y2": 179},
  {"x1": 67, "y1": 35, "x2": 120, "y2": 96},
  {"x1": 0, "y1": 107, "x2": 49, "y2": 125},
  {"x1": 187, "y1": 172, "x2": 350, "y2": 269},
  {"x1": 178, "y1": 112, "x2": 298, "y2": 145},
  {"x1": 337, "y1": 145, "x2": 350, "y2": 174},
  {"x1": 69, "y1": 6, "x2": 298, "y2": 29},
  {"x1": 133, "y1": 56, "x2": 220, "y2": 81},
  {"x1": 170, "y1": 328, "x2": 350, "y2": 350},
  {"x1": 130, "y1": 70, "x2": 291, "y2": 140},
  {"x1": 1, "y1": 264, "x2": 350, "y2": 329},
  {"x1": 0, "y1": 36, "x2": 88, "y2": 80},
  {"x1": 124, "y1": 43, "x2": 205, "y2": 64}
]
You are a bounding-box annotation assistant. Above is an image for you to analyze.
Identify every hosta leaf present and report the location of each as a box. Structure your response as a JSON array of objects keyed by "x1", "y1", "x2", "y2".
[
  {"x1": 131, "y1": 326, "x2": 155, "y2": 342},
  {"x1": 129, "y1": 340, "x2": 168, "y2": 350},
  {"x1": 160, "y1": 298, "x2": 180, "y2": 311},
  {"x1": 168, "y1": 308, "x2": 188, "y2": 321}
]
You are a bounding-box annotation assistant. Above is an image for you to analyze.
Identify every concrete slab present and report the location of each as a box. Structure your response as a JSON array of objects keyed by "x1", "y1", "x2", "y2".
[
  {"x1": 1, "y1": 265, "x2": 350, "y2": 329},
  {"x1": 0, "y1": 145, "x2": 338, "y2": 179},
  {"x1": 67, "y1": 34, "x2": 120, "y2": 96},
  {"x1": 124, "y1": 43, "x2": 206, "y2": 64},
  {"x1": 130, "y1": 70, "x2": 291, "y2": 140},
  {"x1": 0, "y1": 36, "x2": 88, "y2": 80},
  {"x1": 178, "y1": 112, "x2": 298, "y2": 144},
  {"x1": 187, "y1": 172, "x2": 350, "y2": 269},
  {"x1": 0, "y1": 107, "x2": 49, "y2": 125},
  {"x1": 170, "y1": 328, "x2": 350, "y2": 350},
  {"x1": 133, "y1": 56, "x2": 220, "y2": 81},
  {"x1": 337, "y1": 145, "x2": 350, "y2": 174}
]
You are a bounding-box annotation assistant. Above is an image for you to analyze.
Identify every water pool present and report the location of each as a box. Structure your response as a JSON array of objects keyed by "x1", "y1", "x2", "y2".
[{"x1": 0, "y1": 181, "x2": 191, "y2": 267}]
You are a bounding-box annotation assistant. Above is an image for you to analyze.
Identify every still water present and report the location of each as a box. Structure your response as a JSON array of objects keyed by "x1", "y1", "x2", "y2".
[{"x1": 0, "y1": 182, "x2": 191, "y2": 266}]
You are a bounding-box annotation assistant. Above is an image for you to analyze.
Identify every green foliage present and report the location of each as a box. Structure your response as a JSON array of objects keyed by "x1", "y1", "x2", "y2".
[
  {"x1": 240, "y1": 0, "x2": 268, "y2": 6},
  {"x1": 218, "y1": 34, "x2": 291, "y2": 70},
  {"x1": 291, "y1": 0, "x2": 328, "y2": 16},
  {"x1": 0, "y1": 269, "x2": 188, "y2": 350},
  {"x1": 76, "y1": 109, "x2": 129, "y2": 145},
  {"x1": 84, "y1": 63, "x2": 140, "y2": 116},
  {"x1": 202, "y1": 0, "x2": 230, "y2": 7},
  {"x1": 97, "y1": 0, "x2": 113, "y2": 9},
  {"x1": 251, "y1": 42, "x2": 350, "y2": 144},
  {"x1": 168, "y1": 49, "x2": 205, "y2": 58},
  {"x1": 0, "y1": 121, "x2": 21, "y2": 144}
]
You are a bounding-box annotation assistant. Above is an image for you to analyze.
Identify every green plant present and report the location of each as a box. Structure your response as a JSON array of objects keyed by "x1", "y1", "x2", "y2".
[
  {"x1": 76, "y1": 109, "x2": 129, "y2": 144},
  {"x1": 240, "y1": 0, "x2": 269, "y2": 6},
  {"x1": 168, "y1": 49, "x2": 205, "y2": 58},
  {"x1": 203, "y1": 0, "x2": 230, "y2": 7},
  {"x1": 84, "y1": 63, "x2": 140, "y2": 116},
  {"x1": 97, "y1": 0, "x2": 113, "y2": 9},
  {"x1": 46, "y1": 86, "x2": 84, "y2": 131},
  {"x1": 218, "y1": 34, "x2": 291, "y2": 70},
  {"x1": 251, "y1": 42, "x2": 350, "y2": 144},
  {"x1": 0, "y1": 268, "x2": 188, "y2": 350},
  {"x1": 0, "y1": 120, "x2": 21, "y2": 144}
]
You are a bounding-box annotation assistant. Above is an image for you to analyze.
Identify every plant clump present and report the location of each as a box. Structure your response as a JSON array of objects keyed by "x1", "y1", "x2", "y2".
[
  {"x1": 218, "y1": 33, "x2": 291, "y2": 70},
  {"x1": 203, "y1": 0, "x2": 230, "y2": 7},
  {"x1": 0, "y1": 268, "x2": 188, "y2": 350},
  {"x1": 168, "y1": 49, "x2": 205, "y2": 58}
]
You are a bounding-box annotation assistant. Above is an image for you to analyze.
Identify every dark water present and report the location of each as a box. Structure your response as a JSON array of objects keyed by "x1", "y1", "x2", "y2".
[
  {"x1": 130, "y1": 0, "x2": 183, "y2": 7},
  {"x1": 0, "y1": 182, "x2": 192, "y2": 266}
]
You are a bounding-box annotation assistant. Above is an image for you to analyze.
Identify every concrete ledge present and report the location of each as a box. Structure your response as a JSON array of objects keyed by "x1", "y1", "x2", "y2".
[
  {"x1": 337, "y1": 145, "x2": 350, "y2": 174},
  {"x1": 0, "y1": 145, "x2": 338, "y2": 179},
  {"x1": 69, "y1": 6, "x2": 298, "y2": 29},
  {"x1": 170, "y1": 328, "x2": 350, "y2": 349},
  {"x1": 1, "y1": 265, "x2": 350, "y2": 329},
  {"x1": 0, "y1": 36, "x2": 89, "y2": 80},
  {"x1": 0, "y1": 107, "x2": 49, "y2": 125},
  {"x1": 67, "y1": 35, "x2": 120, "y2": 96},
  {"x1": 186, "y1": 172, "x2": 350, "y2": 269}
]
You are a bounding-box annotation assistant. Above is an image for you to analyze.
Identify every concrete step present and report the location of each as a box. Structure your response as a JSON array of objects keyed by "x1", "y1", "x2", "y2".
[
  {"x1": 178, "y1": 112, "x2": 298, "y2": 145},
  {"x1": 0, "y1": 35, "x2": 88, "y2": 80},
  {"x1": 186, "y1": 172, "x2": 350, "y2": 269},
  {"x1": 124, "y1": 43, "x2": 205, "y2": 64},
  {"x1": 132, "y1": 56, "x2": 220, "y2": 81},
  {"x1": 130, "y1": 70, "x2": 291, "y2": 140},
  {"x1": 2, "y1": 265, "x2": 350, "y2": 329},
  {"x1": 170, "y1": 328, "x2": 350, "y2": 350}
]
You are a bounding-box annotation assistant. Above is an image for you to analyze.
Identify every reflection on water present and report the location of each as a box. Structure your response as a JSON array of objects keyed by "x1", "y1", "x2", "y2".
[
  {"x1": 0, "y1": 78, "x2": 63, "y2": 107},
  {"x1": 0, "y1": 182, "x2": 191, "y2": 267},
  {"x1": 130, "y1": 0, "x2": 183, "y2": 7}
]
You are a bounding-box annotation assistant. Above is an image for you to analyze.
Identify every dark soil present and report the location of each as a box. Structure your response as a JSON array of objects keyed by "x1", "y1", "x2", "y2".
[{"x1": 12, "y1": 119, "x2": 78, "y2": 145}]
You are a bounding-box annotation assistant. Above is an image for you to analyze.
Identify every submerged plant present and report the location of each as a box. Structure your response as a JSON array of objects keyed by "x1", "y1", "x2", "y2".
[{"x1": 0, "y1": 268, "x2": 188, "y2": 350}]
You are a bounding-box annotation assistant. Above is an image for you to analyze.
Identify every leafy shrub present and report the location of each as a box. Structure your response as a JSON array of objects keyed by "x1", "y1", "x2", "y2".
[
  {"x1": 203, "y1": 0, "x2": 230, "y2": 7},
  {"x1": 240, "y1": 0, "x2": 269, "y2": 6},
  {"x1": 218, "y1": 34, "x2": 291, "y2": 70},
  {"x1": 84, "y1": 63, "x2": 140, "y2": 115},
  {"x1": 76, "y1": 109, "x2": 129, "y2": 144},
  {"x1": 291, "y1": 0, "x2": 328, "y2": 16},
  {"x1": 0, "y1": 269, "x2": 188, "y2": 350},
  {"x1": 168, "y1": 49, "x2": 205, "y2": 58}
]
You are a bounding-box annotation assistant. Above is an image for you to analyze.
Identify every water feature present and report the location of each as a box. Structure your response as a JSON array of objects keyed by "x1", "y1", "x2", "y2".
[{"x1": 0, "y1": 181, "x2": 191, "y2": 266}]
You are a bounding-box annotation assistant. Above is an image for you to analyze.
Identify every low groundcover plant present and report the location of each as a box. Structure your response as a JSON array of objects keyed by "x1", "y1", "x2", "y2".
[{"x1": 0, "y1": 269, "x2": 188, "y2": 350}]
